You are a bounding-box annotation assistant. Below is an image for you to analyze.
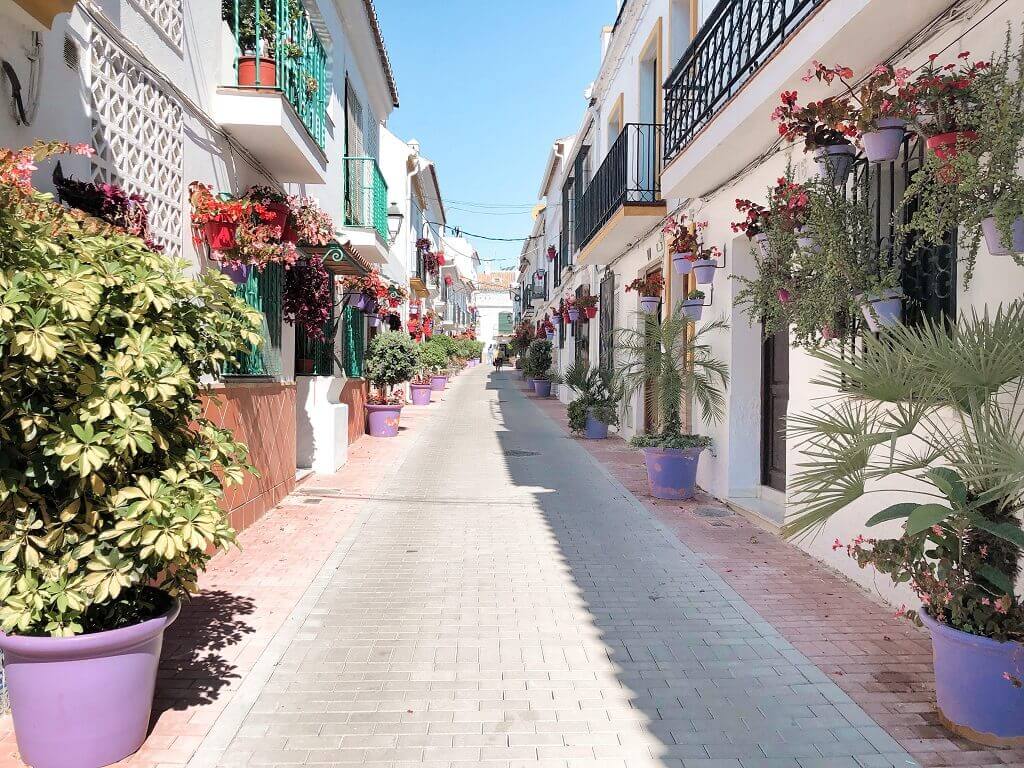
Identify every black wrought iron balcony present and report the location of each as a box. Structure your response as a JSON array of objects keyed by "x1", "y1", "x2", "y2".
[
  {"x1": 664, "y1": 0, "x2": 823, "y2": 164},
  {"x1": 575, "y1": 123, "x2": 663, "y2": 253}
]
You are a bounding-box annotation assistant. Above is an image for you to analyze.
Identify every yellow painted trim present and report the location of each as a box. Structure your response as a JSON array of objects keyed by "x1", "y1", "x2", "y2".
[
  {"x1": 608, "y1": 92, "x2": 624, "y2": 147},
  {"x1": 638, "y1": 17, "x2": 663, "y2": 126},
  {"x1": 576, "y1": 202, "x2": 667, "y2": 265},
  {"x1": 409, "y1": 278, "x2": 430, "y2": 298},
  {"x1": 14, "y1": 0, "x2": 76, "y2": 27}
]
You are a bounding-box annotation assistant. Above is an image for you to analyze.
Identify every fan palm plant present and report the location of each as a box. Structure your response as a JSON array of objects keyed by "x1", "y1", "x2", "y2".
[
  {"x1": 784, "y1": 301, "x2": 1024, "y2": 641},
  {"x1": 615, "y1": 308, "x2": 729, "y2": 448},
  {"x1": 563, "y1": 360, "x2": 624, "y2": 433}
]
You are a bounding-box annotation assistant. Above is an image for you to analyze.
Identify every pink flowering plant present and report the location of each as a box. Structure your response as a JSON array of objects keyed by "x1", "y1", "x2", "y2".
[
  {"x1": 283, "y1": 257, "x2": 333, "y2": 340},
  {"x1": 289, "y1": 196, "x2": 334, "y2": 246},
  {"x1": 784, "y1": 303, "x2": 1024, "y2": 644}
]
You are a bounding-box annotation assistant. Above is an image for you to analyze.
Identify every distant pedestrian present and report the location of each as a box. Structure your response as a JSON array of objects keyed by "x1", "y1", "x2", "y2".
[{"x1": 493, "y1": 355, "x2": 504, "y2": 372}]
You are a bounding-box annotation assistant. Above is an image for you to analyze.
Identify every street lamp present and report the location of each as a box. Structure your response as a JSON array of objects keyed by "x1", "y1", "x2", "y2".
[
  {"x1": 386, "y1": 202, "x2": 403, "y2": 244},
  {"x1": 509, "y1": 287, "x2": 521, "y2": 302}
]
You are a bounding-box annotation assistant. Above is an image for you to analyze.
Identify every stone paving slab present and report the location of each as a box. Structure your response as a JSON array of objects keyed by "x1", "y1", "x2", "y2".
[{"x1": 186, "y1": 369, "x2": 919, "y2": 768}]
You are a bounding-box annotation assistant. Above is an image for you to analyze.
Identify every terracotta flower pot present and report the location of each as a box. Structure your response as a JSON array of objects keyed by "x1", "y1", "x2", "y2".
[
  {"x1": 297, "y1": 357, "x2": 314, "y2": 375},
  {"x1": 0, "y1": 599, "x2": 180, "y2": 768},
  {"x1": 237, "y1": 55, "x2": 276, "y2": 87},
  {"x1": 204, "y1": 219, "x2": 238, "y2": 251}
]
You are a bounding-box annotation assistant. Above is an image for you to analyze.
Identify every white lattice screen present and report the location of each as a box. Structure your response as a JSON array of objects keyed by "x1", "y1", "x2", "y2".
[
  {"x1": 131, "y1": 0, "x2": 183, "y2": 48},
  {"x1": 89, "y1": 31, "x2": 185, "y2": 256}
]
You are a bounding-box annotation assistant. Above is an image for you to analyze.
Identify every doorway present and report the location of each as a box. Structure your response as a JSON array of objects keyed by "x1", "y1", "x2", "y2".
[{"x1": 760, "y1": 328, "x2": 789, "y2": 492}]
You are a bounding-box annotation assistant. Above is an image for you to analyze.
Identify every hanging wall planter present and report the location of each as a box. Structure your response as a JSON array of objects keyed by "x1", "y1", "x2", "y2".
[
  {"x1": 814, "y1": 144, "x2": 856, "y2": 186},
  {"x1": 926, "y1": 130, "x2": 978, "y2": 182},
  {"x1": 752, "y1": 232, "x2": 771, "y2": 259},
  {"x1": 639, "y1": 296, "x2": 660, "y2": 314},
  {"x1": 860, "y1": 118, "x2": 907, "y2": 163},
  {"x1": 567, "y1": 308, "x2": 580, "y2": 323},
  {"x1": 367, "y1": 315, "x2": 381, "y2": 328},
  {"x1": 981, "y1": 216, "x2": 1024, "y2": 256},
  {"x1": 219, "y1": 262, "x2": 250, "y2": 285},
  {"x1": 204, "y1": 219, "x2": 238, "y2": 251},
  {"x1": 545, "y1": 331, "x2": 555, "y2": 342},
  {"x1": 919, "y1": 610, "x2": 1024, "y2": 747},
  {"x1": 795, "y1": 226, "x2": 816, "y2": 252},
  {"x1": 0, "y1": 600, "x2": 181, "y2": 768},
  {"x1": 692, "y1": 258, "x2": 717, "y2": 285},
  {"x1": 681, "y1": 298, "x2": 704, "y2": 322},
  {"x1": 551, "y1": 313, "x2": 561, "y2": 327},
  {"x1": 672, "y1": 251, "x2": 694, "y2": 275},
  {"x1": 584, "y1": 306, "x2": 597, "y2": 320},
  {"x1": 860, "y1": 289, "x2": 902, "y2": 332}
]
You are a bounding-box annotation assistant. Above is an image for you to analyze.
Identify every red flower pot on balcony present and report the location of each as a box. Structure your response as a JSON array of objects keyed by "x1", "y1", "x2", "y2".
[
  {"x1": 282, "y1": 221, "x2": 299, "y2": 243},
  {"x1": 584, "y1": 306, "x2": 597, "y2": 320},
  {"x1": 204, "y1": 219, "x2": 238, "y2": 251},
  {"x1": 237, "y1": 56, "x2": 276, "y2": 87}
]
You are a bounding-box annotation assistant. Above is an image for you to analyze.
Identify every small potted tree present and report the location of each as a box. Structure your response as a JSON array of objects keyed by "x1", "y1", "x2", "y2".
[
  {"x1": 363, "y1": 331, "x2": 418, "y2": 437},
  {"x1": 0, "y1": 142, "x2": 262, "y2": 768},
  {"x1": 410, "y1": 343, "x2": 442, "y2": 406},
  {"x1": 563, "y1": 361, "x2": 624, "y2": 440},
  {"x1": 523, "y1": 338, "x2": 553, "y2": 394},
  {"x1": 616, "y1": 312, "x2": 729, "y2": 500}
]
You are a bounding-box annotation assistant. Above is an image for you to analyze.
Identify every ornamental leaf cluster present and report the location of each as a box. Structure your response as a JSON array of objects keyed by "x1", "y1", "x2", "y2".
[{"x1": 0, "y1": 142, "x2": 263, "y2": 637}]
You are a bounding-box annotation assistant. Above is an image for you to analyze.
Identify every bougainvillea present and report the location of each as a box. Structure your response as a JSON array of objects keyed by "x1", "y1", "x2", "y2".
[{"x1": 283, "y1": 258, "x2": 332, "y2": 339}]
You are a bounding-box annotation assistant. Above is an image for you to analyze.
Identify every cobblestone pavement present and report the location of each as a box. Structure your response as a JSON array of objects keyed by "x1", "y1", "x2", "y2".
[{"x1": 185, "y1": 368, "x2": 916, "y2": 768}]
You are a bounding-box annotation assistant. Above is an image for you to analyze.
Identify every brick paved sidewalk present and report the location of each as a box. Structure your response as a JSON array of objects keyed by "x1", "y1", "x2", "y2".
[
  {"x1": 0, "y1": 383, "x2": 443, "y2": 768},
  {"x1": 527, "y1": 379, "x2": 1024, "y2": 768}
]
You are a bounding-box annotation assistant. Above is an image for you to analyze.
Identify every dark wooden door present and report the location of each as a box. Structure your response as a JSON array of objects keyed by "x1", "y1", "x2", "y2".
[{"x1": 761, "y1": 328, "x2": 789, "y2": 492}]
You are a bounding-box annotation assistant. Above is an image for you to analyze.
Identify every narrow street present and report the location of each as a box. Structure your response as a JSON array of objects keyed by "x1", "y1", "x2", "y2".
[{"x1": 185, "y1": 368, "x2": 913, "y2": 768}]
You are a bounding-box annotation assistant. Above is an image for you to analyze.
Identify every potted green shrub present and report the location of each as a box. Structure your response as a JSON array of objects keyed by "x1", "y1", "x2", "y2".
[
  {"x1": 616, "y1": 312, "x2": 729, "y2": 500},
  {"x1": 0, "y1": 142, "x2": 262, "y2": 768},
  {"x1": 363, "y1": 331, "x2": 418, "y2": 437},
  {"x1": 784, "y1": 303, "x2": 1024, "y2": 746},
  {"x1": 522, "y1": 338, "x2": 553, "y2": 393},
  {"x1": 418, "y1": 338, "x2": 450, "y2": 392},
  {"x1": 563, "y1": 361, "x2": 624, "y2": 440}
]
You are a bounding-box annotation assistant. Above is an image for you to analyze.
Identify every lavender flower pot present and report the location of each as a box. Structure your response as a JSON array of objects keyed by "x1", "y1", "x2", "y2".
[
  {"x1": 527, "y1": 378, "x2": 538, "y2": 390},
  {"x1": 534, "y1": 379, "x2": 552, "y2": 397},
  {"x1": 982, "y1": 216, "x2": 1024, "y2": 256},
  {"x1": 546, "y1": 331, "x2": 555, "y2": 341},
  {"x1": 568, "y1": 309, "x2": 580, "y2": 323},
  {"x1": 861, "y1": 118, "x2": 906, "y2": 163},
  {"x1": 551, "y1": 315, "x2": 561, "y2": 327},
  {"x1": 410, "y1": 383, "x2": 432, "y2": 405},
  {"x1": 814, "y1": 143, "x2": 856, "y2": 186},
  {"x1": 346, "y1": 293, "x2": 368, "y2": 310},
  {"x1": 672, "y1": 252, "x2": 694, "y2": 275},
  {"x1": 795, "y1": 226, "x2": 816, "y2": 252},
  {"x1": 584, "y1": 412, "x2": 608, "y2": 440},
  {"x1": 639, "y1": 296, "x2": 660, "y2": 314},
  {"x1": 0, "y1": 599, "x2": 180, "y2": 768},
  {"x1": 692, "y1": 258, "x2": 717, "y2": 285},
  {"x1": 642, "y1": 447, "x2": 701, "y2": 500},
  {"x1": 681, "y1": 300, "x2": 704, "y2": 322},
  {"x1": 367, "y1": 315, "x2": 381, "y2": 328},
  {"x1": 366, "y1": 404, "x2": 402, "y2": 437},
  {"x1": 920, "y1": 610, "x2": 1024, "y2": 746},
  {"x1": 220, "y1": 263, "x2": 250, "y2": 285},
  {"x1": 860, "y1": 290, "x2": 902, "y2": 332},
  {"x1": 429, "y1": 375, "x2": 448, "y2": 392}
]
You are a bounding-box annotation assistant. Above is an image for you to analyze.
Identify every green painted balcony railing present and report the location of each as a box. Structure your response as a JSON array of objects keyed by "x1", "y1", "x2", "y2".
[
  {"x1": 343, "y1": 157, "x2": 389, "y2": 243},
  {"x1": 224, "y1": 0, "x2": 328, "y2": 149}
]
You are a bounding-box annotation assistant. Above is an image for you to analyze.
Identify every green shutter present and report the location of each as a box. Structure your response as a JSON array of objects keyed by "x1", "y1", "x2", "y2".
[
  {"x1": 225, "y1": 263, "x2": 283, "y2": 377},
  {"x1": 343, "y1": 305, "x2": 365, "y2": 378}
]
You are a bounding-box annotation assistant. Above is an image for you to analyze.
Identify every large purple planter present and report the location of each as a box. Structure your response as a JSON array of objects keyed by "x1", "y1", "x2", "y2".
[
  {"x1": 429, "y1": 375, "x2": 448, "y2": 392},
  {"x1": 642, "y1": 447, "x2": 701, "y2": 500},
  {"x1": 920, "y1": 610, "x2": 1024, "y2": 746},
  {"x1": 366, "y1": 403, "x2": 402, "y2": 437},
  {"x1": 0, "y1": 599, "x2": 180, "y2": 768},
  {"x1": 534, "y1": 379, "x2": 552, "y2": 397},
  {"x1": 527, "y1": 378, "x2": 539, "y2": 391},
  {"x1": 409, "y1": 383, "x2": 432, "y2": 405},
  {"x1": 982, "y1": 216, "x2": 1024, "y2": 256},
  {"x1": 584, "y1": 412, "x2": 608, "y2": 440}
]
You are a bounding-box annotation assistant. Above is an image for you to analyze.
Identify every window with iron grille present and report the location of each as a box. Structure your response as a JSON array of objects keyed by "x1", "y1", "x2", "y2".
[
  {"x1": 574, "y1": 285, "x2": 591, "y2": 368},
  {"x1": 225, "y1": 263, "x2": 283, "y2": 377},
  {"x1": 850, "y1": 133, "x2": 956, "y2": 329},
  {"x1": 294, "y1": 275, "x2": 339, "y2": 376},
  {"x1": 599, "y1": 271, "x2": 615, "y2": 371},
  {"x1": 343, "y1": 305, "x2": 365, "y2": 378}
]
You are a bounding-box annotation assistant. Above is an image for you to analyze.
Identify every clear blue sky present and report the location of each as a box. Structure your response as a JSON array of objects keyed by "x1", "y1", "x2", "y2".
[{"x1": 375, "y1": 1, "x2": 616, "y2": 273}]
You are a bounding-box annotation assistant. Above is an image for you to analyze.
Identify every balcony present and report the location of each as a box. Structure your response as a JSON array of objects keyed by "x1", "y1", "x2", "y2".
[
  {"x1": 214, "y1": 0, "x2": 329, "y2": 183},
  {"x1": 341, "y1": 157, "x2": 389, "y2": 264},
  {"x1": 660, "y1": 0, "x2": 954, "y2": 199},
  {"x1": 576, "y1": 123, "x2": 665, "y2": 265}
]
